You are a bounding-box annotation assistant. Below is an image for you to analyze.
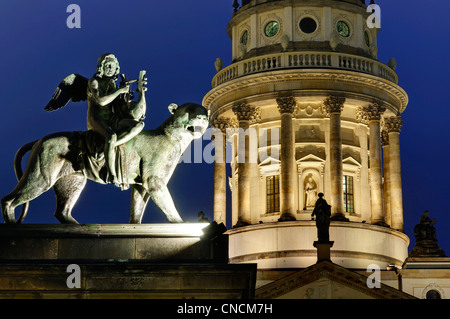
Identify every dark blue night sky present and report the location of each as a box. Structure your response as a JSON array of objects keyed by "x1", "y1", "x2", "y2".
[{"x1": 0, "y1": 1, "x2": 449, "y2": 254}]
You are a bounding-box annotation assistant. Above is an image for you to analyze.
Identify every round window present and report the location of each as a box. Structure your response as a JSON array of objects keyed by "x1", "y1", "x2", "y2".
[
  {"x1": 299, "y1": 17, "x2": 317, "y2": 34},
  {"x1": 336, "y1": 21, "x2": 350, "y2": 37},
  {"x1": 364, "y1": 30, "x2": 370, "y2": 46},
  {"x1": 264, "y1": 21, "x2": 280, "y2": 37},
  {"x1": 241, "y1": 30, "x2": 249, "y2": 45}
]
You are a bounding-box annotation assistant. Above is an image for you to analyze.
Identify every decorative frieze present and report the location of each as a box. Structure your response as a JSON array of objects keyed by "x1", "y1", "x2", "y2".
[
  {"x1": 385, "y1": 116, "x2": 403, "y2": 133},
  {"x1": 276, "y1": 96, "x2": 297, "y2": 114},
  {"x1": 322, "y1": 96, "x2": 346, "y2": 117}
]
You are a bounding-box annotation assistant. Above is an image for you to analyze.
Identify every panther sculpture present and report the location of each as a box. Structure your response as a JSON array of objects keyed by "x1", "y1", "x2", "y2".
[{"x1": 1, "y1": 103, "x2": 209, "y2": 224}]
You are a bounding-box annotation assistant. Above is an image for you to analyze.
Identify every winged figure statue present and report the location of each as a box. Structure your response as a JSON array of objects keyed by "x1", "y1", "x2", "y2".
[{"x1": 44, "y1": 53, "x2": 147, "y2": 188}]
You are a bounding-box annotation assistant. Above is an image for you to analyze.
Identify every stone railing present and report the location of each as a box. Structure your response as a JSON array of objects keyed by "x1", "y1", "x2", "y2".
[{"x1": 211, "y1": 51, "x2": 398, "y2": 88}]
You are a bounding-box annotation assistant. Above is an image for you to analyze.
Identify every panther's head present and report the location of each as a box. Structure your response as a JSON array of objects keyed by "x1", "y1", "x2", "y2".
[{"x1": 169, "y1": 103, "x2": 209, "y2": 139}]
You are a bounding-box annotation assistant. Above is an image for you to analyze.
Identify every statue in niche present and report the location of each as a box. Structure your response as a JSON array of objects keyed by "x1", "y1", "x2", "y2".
[
  {"x1": 304, "y1": 174, "x2": 317, "y2": 209},
  {"x1": 311, "y1": 193, "x2": 331, "y2": 242},
  {"x1": 1, "y1": 53, "x2": 210, "y2": 225}
]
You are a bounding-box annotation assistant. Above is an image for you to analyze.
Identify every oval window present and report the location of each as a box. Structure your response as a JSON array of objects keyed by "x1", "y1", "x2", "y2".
[
  {"x1": 337, "y1": 21, "x2": 350, "y2": 37},
  {"x1": 299, "y1": 17, "x2": 317, "y2": 34},
  {"x1": 364, "y1": 30, "x2": 370, "y2": 46},
  {"x1": 241, "y1": 30, "x2": 249, "y2": 45},
  {"x1": 264, "y1": 21, "x2": 280, "y2": 37}
]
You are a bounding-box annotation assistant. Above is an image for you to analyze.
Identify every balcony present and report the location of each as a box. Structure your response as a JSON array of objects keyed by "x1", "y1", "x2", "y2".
[{"x1": 211, "y1": 51, "x2": 398, "y2": 88}]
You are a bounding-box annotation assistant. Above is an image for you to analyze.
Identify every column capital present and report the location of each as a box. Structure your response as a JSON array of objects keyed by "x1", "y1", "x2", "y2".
[
  {"x1": 232, "y1": 103, "x2": 261, "y2": 124},
  {"x1": 322, "y1": 96, "x2": 346, "y2": 117},
  {"x1": 210, "y1": 116, "x2": 238, "y2": 133},
  {"x1": 357, "y1": 103, "x2": 386, "y2": 123},
  {"x1": 276, "y1": 96, "x2": 297, "y2": 115},
  {"x1": 384, "y1": 116, "x2": 403, "y2": 133}
]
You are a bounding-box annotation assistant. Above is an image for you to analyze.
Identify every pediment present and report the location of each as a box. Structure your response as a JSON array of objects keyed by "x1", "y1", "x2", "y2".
[
  {"x1": 297, "y1": 154, "x2": 325, "y2": 163},
  {"x1": 342, "y1": 156, "x2": 361, "y2": 167},
  {"x1": 255, "y1": 261, "x2": 416, "y2": 299},
  {"x1": 258, "y1": 156, "x2": 280, "y2": 175}
]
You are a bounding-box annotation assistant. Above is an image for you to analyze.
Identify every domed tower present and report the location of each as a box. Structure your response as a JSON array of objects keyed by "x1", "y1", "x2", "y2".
[{"x1": 203, "y1": 0, "x2": 409, "y2": 270}]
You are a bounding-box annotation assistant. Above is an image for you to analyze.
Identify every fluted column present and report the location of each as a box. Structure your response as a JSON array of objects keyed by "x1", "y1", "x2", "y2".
[
  {"x1": 232, "y1": 103, "x2": 259, "y2": 227},
  {"x1": 361, "y1": 103, "x2": 386, "y2": 225},
  {"x1": 385, "y1": 116, "x2": 404, "y2": 231},
  {"x1": 381, "y1": 129, "x2": 391, "y2": 226},
  {"x1": 276, "y1": 96, "x2": 297, "y2": 221},
  {"x1": 323, "y1": 96, "x2": 347, "y2": 221},
  {"x1": 211, "y1": 117, "x2": 237, "y2": 227}
]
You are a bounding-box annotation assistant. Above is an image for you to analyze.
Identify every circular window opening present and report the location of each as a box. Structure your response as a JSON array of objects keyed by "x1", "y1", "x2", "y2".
[
  {"x1": 299, "y1": 17, "x2": 317, "y2": 34},
  {"x1": 241, "y1": 30, "x2": 249, "y2": 45},
  {"x1": 364, "y1": 30, "x2": 370, "y2": 46},
  {"x1": 336, "y1": 21, "x2": 350, "y2": 37},
  {"x1": 264, "y1": 21, "x2": 280, "y2": 37},
  {"x1": 426, "y1": 290, "x2": 441, "y2": 299}
]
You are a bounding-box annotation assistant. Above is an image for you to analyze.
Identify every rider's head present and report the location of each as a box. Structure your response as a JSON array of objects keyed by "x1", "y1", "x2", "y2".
[{"x1": 95, "y1": 53, "x2": 120, "y2": 80}]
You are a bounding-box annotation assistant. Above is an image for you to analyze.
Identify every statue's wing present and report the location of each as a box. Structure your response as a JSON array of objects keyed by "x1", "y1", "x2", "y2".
[{"x1": 44, "y1": 73, "x2": 89, "y2": 111}]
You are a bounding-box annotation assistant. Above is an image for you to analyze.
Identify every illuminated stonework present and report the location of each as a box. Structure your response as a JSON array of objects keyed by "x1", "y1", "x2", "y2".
[{"x1": 203, "y1": 0, "x2": 409, "y2": 272}]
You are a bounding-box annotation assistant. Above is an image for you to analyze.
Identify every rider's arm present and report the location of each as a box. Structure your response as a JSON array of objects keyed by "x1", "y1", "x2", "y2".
[{"x1": 88, "y1": 78, "x2": 128, "y2": 107}]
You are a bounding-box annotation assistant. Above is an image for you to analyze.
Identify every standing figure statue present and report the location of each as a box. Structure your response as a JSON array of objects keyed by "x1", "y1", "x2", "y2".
[
  {"x1": 311, "y1": 193, "x2": 331, "y2": 242},
  {"x1": 304, "y1": 175, "x2": 317, "y2": 209}
]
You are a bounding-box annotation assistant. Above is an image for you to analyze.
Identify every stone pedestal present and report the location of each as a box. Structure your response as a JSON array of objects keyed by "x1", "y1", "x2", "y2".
[
  {"x1": 0, "y1": 223, "x2": 257, "y2": 299},
  {"x1": 313, "y1": 241, "x2": 334, "y2": 262}
]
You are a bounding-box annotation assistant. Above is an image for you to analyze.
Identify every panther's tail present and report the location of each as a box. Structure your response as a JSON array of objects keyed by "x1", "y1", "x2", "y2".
[{"x1": 14, "y1": 141, "x2": 37, "y2": 224}]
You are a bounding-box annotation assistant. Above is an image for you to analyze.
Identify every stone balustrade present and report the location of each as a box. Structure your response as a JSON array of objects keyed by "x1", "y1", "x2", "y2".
[{"x1": 212, "y1": 51, "x2": 398, "y2": 87}]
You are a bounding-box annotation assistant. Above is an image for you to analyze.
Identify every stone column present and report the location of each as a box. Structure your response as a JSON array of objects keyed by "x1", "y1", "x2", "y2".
[
  {"x1": 211, "y1": 117, "x2": 237, "y2": 227},
  {"x1": 363, "y1": 103, "x2": 386, "y2": 225},
  {"x1": 356, "y1": 109, "x2": 371, "y2": 223},
  {"x1": 322, "y1": 96, "x2": 347, "y2": 221},
  {"x1": 385, "y1": 116, "x2": 404, "y2": 231},
  {"x1": 232, "y1": 103, "x2": 259, "y2": 227},
  {"x1": 381, "y1": 129, "x2": 391, "y2": 227},
  {"x1": 276, "y1": 96, "x2": 297, "y2": 221}
]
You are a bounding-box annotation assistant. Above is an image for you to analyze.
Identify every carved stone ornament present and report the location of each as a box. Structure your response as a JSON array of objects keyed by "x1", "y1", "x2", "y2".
[
  {"x1": 409, "y1": 210, "x2": 446, "y2": 257},
  {"x1": 276, "y1": 96, "x2": 297, "y2": 114},
  {"x1": 357, "y1": 103, "x2": 386, "y2": 122},
  {"x1": 385, "y1": 116, "x2": 403, "y2": 133},
  {"x1": 322, "y1": 96, "x2": 345, "y2": 117},
  {"x1": 210, "y1": 116, "x2": 238, "y2": 133},
  {"x1": 381, "y1": 129, "x2": 389, "y2": 146},
  {"x1": 232, "y1": 103, "x2": 260, "y2": 124},
  {"x1": 356, "y1": 107, "x2": 369, "y2": 125}
]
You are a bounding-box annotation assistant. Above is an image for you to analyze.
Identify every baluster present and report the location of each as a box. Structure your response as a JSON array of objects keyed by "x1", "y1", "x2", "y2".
[{"x1": 277, "y1": 56, "x2": 281, "y2": 67}]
